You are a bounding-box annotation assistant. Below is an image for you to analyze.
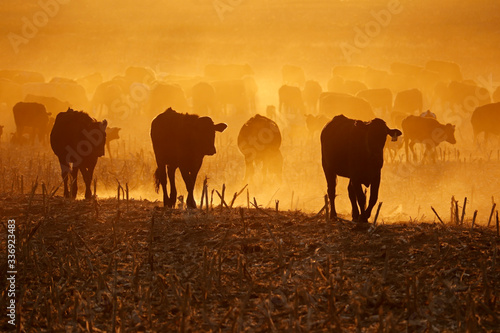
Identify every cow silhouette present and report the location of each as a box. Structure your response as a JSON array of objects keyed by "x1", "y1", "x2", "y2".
[
  {"x1": 50, "y1": 108, "x2": 107, "y2": 199},
  {"x1": 151, "y1": 108, "x2": 227, "y2": 208},
  {"x1": 321, "y1": 115, "x2": 401, "y2": 222}
]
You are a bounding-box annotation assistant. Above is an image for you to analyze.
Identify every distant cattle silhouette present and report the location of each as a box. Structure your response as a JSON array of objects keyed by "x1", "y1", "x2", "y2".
[
  {"x1": 279, "y1": 85, "x2": 304, "y2": 114},
  {"x1": 192, "y1": 82, "x2": 217, "y2": 115},
  {"x1": 305, "y1": 114, "x2": 329, "y2": 137},
  {"x1": 282, "y1": 65, "x2": 306, "y2": 87},
  {"x1": 50, "y1": 109, "x2": 107, "y2": 199},
  {"x1": 327, "y1": 75, "x2": 367, "y2": 95},
  {"x1": 13, "y1": 102, "x2": 50, "y2": 144},
  {"x1": 401, "y1": 115, "x2": 456, "y2": 162},
  {"x1": 331, "y1": 65, "x2": 368, "y2": 82},
  {"x1": 393, "y1": 89, "x2": 423, "y2": 115},
  {"x1": 148, "y1": 83, "x2": 188, "y2": 116},
  {"x1": 319, "y1": 92, "x2": 375, "y2": 121},
  {"x1": 151, "y1": 108, "x2": 227, "y2": 208},
  {"x1": 321, "y1": 115, "x2": 402, "y2": 222},
  {"x1": 440, "y1": 81, "x2": 491, "y2": 112},
  {"x1": 24, "y1": 94, "x2": 70, "y2": 117},
  {"x1": 91, "y1": 78, "x2": 129, "y2": 117},
  {"x1": 302, "y1": 80, "x2": 323, "y2": 113},
  {"x1": 212, "y1": 78, "x2": 256, "y2": 115},
  {"x1": 237, "y1": 114, "x2": 282, "y2": 182},
  {"x1": 471, "y1": 102, "x2": 500, "y2": 143},
  {"x1": 105, "y1": 127, "x2": 121, "y2": 160},
  {"x1": 23, "y1": 81, "x2": 89, "y2": 110},
  {"x1": 356, "y1": 88, "x2": 393, "y2": 115},
  {"x1": 124, "y1": 66, "x2": 156, "y2": 85}
]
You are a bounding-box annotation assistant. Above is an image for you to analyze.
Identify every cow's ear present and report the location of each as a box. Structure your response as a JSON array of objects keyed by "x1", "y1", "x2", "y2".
[
  {"x1": 388, "y1": 128, "x2": 402, "y2": 141},
  {"x1": 102, "y1": 119, "x2": 108, "y2": 130},
  {"x1": 214, "y1": 123, "x2": 227, "y2": 132}
]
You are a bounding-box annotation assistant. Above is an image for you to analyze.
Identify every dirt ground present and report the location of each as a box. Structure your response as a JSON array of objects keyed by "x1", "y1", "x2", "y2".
[{"x1": 1, "y1": 194, "x2": 499, "y2": 332}]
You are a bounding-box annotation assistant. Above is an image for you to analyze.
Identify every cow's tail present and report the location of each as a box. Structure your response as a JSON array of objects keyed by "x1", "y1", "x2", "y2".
[{"x1": 154, "y1": 168, "x2": 161, "y2": 193}]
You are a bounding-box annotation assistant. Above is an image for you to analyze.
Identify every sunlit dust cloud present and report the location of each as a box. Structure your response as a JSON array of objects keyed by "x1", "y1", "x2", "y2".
[{"x1": 1, "y1": 0, "x2": 500, "y2": 223}]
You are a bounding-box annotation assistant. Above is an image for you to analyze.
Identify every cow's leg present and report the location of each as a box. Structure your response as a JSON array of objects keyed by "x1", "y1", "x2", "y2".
[
  {"x1": 180, "y1": 166, "x2": 200, "y2": 209},
  {"x1": 363, "y1": 175, "x2": 381, "y2": 222},
  {"x1": 351, "y1": 181, "x2": 366, "y2": 222},
  {"x1": 59, "y1": 158, "x2": 71, "y2": 198},
  {"x1": 348, "y1": 180, "x2": 360, "y2": 221},
  {"x1": 155, "y1": 165, "x2": 169, "y2": 207},
  {"x1": 70, "y1": 166, "x2": 79, "y2": 199},
  {"x1": 324, "y1": 171, "x2": 338, "y2": 220},
  {"x1": 81, "y1": 163, "x2": 96, "y2": 199},
  {"x1": 167, "y1": 165, "x2": 177, "y2": 208}
]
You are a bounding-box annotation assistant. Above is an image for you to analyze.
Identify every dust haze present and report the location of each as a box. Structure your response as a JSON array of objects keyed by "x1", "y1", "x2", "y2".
[{"x1": 1, "y1": 0, "x2": 500, "y2": 223}]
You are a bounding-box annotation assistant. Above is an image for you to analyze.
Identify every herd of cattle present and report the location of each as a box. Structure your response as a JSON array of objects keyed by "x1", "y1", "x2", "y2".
[{"x1": 1, "y1": 61, "x2": 500, "y2": 221}]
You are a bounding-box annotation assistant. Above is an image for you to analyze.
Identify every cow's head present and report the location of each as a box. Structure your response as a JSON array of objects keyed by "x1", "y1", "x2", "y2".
[
  {"x1": 87, "y1": 119, "x2": 107, "y2": 157},
  {"x1": 444, "y1": 123, "x2": 456, "y2": 144},
  {"x1": 197, "y1": 117, "x2": 227, "y2": 156},
  {"x1": 365, "y1": 118, "x2": 402, "y2": 150}
]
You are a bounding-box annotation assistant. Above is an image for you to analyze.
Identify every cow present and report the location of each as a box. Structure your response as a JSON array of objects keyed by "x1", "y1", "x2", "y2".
[
  {"x1": 151, "y1": 108, "x2": 227, "y2": 208},
  {"x1": 13, "y1": 102, "x2": 51, "y2": 144},
  {"x1": 401, "y1": 115, "x2": 456, "y2": 162},
  {"x1": 192, "y1": 82, "x2": 217, "y2": 115},
  {"x1": 24, "y1": 94, "x2": 71, "y2": 117},
  {"x1": 319, "y1": 92, "x2": 375, "y2": 121},
  {"x1": 237, "y1": 114, "x2": 282, "y2": 182},
  {"x1": 50, "y1": 108, "x2": 107, "y2": 199},
  {"x1": 356, "y1": 88, "x2": 393, "y2": 116},
  {"x1": 305, "y1": 114, "x2": 329, "y2": 137},
  {"x1": 321, "y1": 115, "x2": 402, "y2": 222},
  {"x1": 279, "y1": 85, "x2": 304, "y2": 114},
  {"x1": 302, "y1": 80, "x2": 323, "y2": 114},
  {"x1": 148, "y1": 83, "x2": 189, "y2": 116},
  {"x1": 105, "y1": 127, "x2": 121, "y2": 160},
  {"x1": 393, "y1": 89, "x2": 423, "y2": 115},
  {"x1": 471, "y1": 102, "x2": 500, "y2": 143},
  {"x1": 282, "y1": 65, "x2": 305, "y2": 87}
]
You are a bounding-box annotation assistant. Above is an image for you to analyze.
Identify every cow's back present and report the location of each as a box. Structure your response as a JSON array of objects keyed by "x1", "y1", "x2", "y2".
[
  {"x1": 238, "y1": 115, "x2": 281, "y2": 157},
  {"x1": 321, "y1": 115, "x2": 357, "y2": 176},
  {"x1": 151, "y1": 109, "x2": 194, "y2": 163},
  {"x1": 13, "y1": 102, "x2": 48, "y2": 126},
  {"x1": 50, "y1": 110, "x2": 96, "y2": 156},
  {"x1": 402, "y1": 115, "x2": 439, "y2": 141}
]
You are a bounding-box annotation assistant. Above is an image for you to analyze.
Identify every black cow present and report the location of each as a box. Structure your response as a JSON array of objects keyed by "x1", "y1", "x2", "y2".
[
  {"x1": 471, "y1": 102, "x2": 500, "y2": 143},
  {"x1": 237, "y1": 114, "x2": 282, "y2": 182},
  {"x1": 50, "y1": 108, "x2": 107, "y2": 199},
  {"x1": 13, "y1": 102, "x2": 50, "y2": 144},
  {"x1": 151, "y1": 108, "x2": 227, "y2": 208},
  {"x1": 401, "y1": 115, "x2": 456, "y2": 162},
  {"x1": 321, "y1": 115, "x2": 402, "y2": 222}
]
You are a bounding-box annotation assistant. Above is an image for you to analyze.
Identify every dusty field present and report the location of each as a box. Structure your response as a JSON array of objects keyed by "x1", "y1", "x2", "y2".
[{"x1": 1, "y1": 193, "x2": 499, "y2": 332}]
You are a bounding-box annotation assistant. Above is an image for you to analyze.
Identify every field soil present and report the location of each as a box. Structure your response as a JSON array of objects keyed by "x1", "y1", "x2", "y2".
[{"x1": 1, "y1": 194, "x2": 499, "y2": 332}]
